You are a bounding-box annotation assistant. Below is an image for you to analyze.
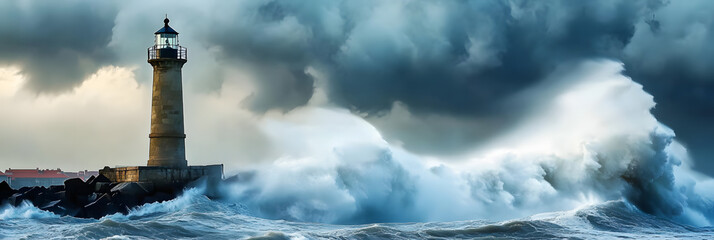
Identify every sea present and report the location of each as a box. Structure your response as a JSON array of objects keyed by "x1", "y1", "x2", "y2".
[{"x1": 1, "y1": 188, "x2": 712, "y2": 240}]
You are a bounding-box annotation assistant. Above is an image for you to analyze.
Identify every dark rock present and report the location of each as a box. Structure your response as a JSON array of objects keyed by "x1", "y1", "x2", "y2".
[
  {"x1": 104, "y1": 203, "x2": 123, "y2": 216},
  {"x1": 83, "y1": 193, "x2": 112, "y2": 219},
  {"x1": 109, "y1": 193, "x2": 131, "y2": 214},
  {"x1": 85, "y1": 175, "x2": 96, "y2": 184},
  {"x1": 88, "y1": 174, "x2": 111, "y2": 186},
  {"x1": 136, "y1": 182, "x2": 155, "y2": 193},
  {"x1": 48, "y1": 185, "x2": 64, "y2": 192},
  {"x1": 17, "y1": 187, "x2": 31, "y2": 194},
  {"x1": 69, "y1": 194, "x2": 91, "y2": 207},
  {"x1": 60, "y1": 204, "x2": 82, "y2": 217},
  {"x1": 7, "y1": 193, "x2": 24, "y2": 206},
  {"x1": 87, "y1": 175, "x2": 112, "y2": 201},
  {"x1": 37, "y1": 192, "x2": 82, "y2": 217},
  {"x1": 0, "y1": 181, "x2": 14, "y2": 201},
  {"x1": 94, "y1": 182, "x2": 112, "y2": 193},
  {"x1": 153, "y1": 182, "x2": 184, "y2": 195},
  {"x1": 110, "y1": 183, "x2": 150, "y2": 209},
  {"x1": 39, "y1": 199, "x2": 69, "y2": 215},
  {"x1": 18, "y1": 186, "x2": 44, "y2": 203},
  {"x1": 0, "y1": 176, "x2": 191, "y2": 219},
  {"x1": 87, "y1": 193, "x2": 98, "y2": 203},
  {"x1": 7, "y1": 187, "x2": 46, "y2": 206},
  {"x1": 54, "y1": 188, "x2": 89, "y2": 207},
  {"x1": 40, "y1": 199, "x2": 62, "y2": 210},
  {"x1": 54, "y1": 191, "x2": 67, "y2": 200},
  {"x1": 142, "y1": 192, "x2": 174, "y2": 204},
  {"x1": 46, "y1": 199, "x2": 81, "y2": 217},
  {"x1": 64, "y1": 178, "x2": 91, "y2": 195},
  {"x1": 118, "y1": 205, "x2": 130, "y2": 215},
  {"x1": 110, "y1": 182, "x2": 149, "y2": 196},
  {"x1": 35, "y1": 191, "x2": 60, "y2": 207},
  {"x1": 0, "y1": 181, "x2": 12, "y2": 192},
  {"x1": 117, "y1": 197, "x2": 138, "y2": 210}
]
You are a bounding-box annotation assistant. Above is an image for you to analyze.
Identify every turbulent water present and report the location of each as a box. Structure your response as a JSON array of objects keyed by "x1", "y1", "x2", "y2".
[
  {"x1": 3, "y1": 61, "x2": 714, "y2": 239},
  {"x1": 1, "y1": 188, "x2": 712, "y2": 239}
]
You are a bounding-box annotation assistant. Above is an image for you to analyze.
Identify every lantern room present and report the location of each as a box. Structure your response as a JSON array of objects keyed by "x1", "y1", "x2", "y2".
[
  {"x1": 155, "y1": 18, "x2": 178, "y2": 48},
  {"x1": 148, "y1": 17, "x2": 187, "y2": 60}
]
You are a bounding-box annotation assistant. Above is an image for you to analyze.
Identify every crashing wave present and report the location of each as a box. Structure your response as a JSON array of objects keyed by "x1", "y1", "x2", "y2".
[
  {"x1": 216, "y1": 60, "x2": 714, "y2": 226},
  {"x1": 0, "y1": 201, "x2": 57, "y2": 220}
]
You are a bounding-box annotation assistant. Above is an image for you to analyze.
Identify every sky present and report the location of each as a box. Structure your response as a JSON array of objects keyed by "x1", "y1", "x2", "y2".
[{"x1": 0, "y1": 0, "x2": 712, "y2": 177}]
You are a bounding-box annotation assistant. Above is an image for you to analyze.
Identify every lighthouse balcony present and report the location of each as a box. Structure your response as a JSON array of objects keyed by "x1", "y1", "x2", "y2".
[{"x1": 148, "y1": 45, "x2": 187, "y2": 60}]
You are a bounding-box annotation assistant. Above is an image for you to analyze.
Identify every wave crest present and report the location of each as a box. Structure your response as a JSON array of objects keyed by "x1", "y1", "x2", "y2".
[
  {"x1": 218, "y1": 60, "x2": 714, "y2": 226},
  {"x1": 0, "y1": 201, "x2": 57, "y2": 220}
]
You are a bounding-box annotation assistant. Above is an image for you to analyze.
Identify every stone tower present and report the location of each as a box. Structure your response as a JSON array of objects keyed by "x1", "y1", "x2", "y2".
[
  {"x1": 99, "y1": 17, "x2": 222, "y2": 186},
  {"x1": 147, "y1": 17, "x2": 188, "y2": 168}
]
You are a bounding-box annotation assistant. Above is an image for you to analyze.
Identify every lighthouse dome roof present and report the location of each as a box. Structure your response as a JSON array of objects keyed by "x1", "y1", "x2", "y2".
[{"x1": 155, "y1": 18, "x2": 178, "y2": 34}]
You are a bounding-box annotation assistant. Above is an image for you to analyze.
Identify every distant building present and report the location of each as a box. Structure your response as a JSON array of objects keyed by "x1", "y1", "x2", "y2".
[
  {"x1": 0, "y1": 171, "x2": 8, "y2": 184},
  {"x1": 4, "y1": 168, "x2": 99, "y2": 189},
  {"x1": 5, "y1": 169, "x2": 68, "y2": 188},
  {"x1": 63, "y1": 170, "x2": 99, "y2": 181}
]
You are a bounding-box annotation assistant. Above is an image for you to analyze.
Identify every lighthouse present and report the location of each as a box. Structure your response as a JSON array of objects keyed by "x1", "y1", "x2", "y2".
[
  {"x1": 147, "y1": 17, "x2": 188, "y2": 168},
  {"x1": 99, "y1": 17, "x2": 222, "y2": 187}
]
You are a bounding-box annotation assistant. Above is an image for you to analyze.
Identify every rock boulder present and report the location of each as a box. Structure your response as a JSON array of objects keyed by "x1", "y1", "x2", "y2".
[
  {"x1": 0, "y1": 181, "x2": 15, "y2": 201},
  {"x1": 64, "y1": 178, "x2": 91, "y2": 195}
]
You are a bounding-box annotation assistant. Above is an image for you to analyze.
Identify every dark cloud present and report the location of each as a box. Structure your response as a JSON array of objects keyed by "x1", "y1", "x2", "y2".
[
  {"x1": 2, "y1": 0, "x2": 713, "y2": 175},
  {"x1": 329, "y1": 0, "x2": 642, "y2": 116},
  {"x1": 200, "y1": 1, "x2": 327, "y2": 112},
  {"x1": 197, "y1": 0, "x2": 655, "y2": 153},
  {"x1": 622, "y1": 0, "x2": 714, "y2": 175},
  {"x1": 0, "y1": 1, "x2": 117, "y2": 93},
  {"x1": 200, "y1": 0, "x2": 649, "y2": 114},
  {"x1": 193, "y1": 0, "x2": 714, "y2": 173}
]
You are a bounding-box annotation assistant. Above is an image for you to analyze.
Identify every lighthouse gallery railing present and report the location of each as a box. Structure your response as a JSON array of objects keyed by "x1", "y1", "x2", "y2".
[{"x1": 148, "y1": 45, "x2": 187, "y2": 60}]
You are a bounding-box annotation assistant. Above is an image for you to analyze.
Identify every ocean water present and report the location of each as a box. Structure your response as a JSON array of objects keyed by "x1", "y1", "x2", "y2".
[{"x1": 1, "y1": 188, "x2": 712, "y2": 240}]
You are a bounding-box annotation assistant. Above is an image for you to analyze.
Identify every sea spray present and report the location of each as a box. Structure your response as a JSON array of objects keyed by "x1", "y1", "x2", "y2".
[
  {"x1": 0, "y1": 201, "x2": 57, "y2": 220},
  {"x1": 109, "y1": 187, "x2": 210, "y2": 220},
  {"x1": 217, "y1": 60, "x2": 714, "y2": 226}
]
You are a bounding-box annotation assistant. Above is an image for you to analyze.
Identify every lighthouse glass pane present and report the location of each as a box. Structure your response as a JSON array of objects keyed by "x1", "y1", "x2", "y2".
[{"x1": 156, "y1": 34, "x2": 178, "y2": 49}]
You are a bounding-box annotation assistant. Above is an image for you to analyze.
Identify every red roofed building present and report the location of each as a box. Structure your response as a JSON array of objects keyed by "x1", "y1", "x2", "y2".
[
  {"x1": 0, "y1": 171, "x2": 7, "y2": 184},
  {"x1": 4, "y1": 168, "x2": 69, "y2": 188},
  {"x1": 63, "y1": 170, "x2": 99, "y2": 181}
]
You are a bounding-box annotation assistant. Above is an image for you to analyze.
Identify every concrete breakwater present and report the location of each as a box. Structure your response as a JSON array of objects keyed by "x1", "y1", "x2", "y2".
[{"x1": 0, "y1": 175, "x2": 205, "y2": 219}]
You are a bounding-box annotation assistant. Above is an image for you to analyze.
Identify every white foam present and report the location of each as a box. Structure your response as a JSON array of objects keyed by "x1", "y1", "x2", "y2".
[
  {"x1": 0, "y1": 201, "x2": 57, "y2": 220},
  {"x1": 219, "y1": 60, "x2": 714, "y2": 226}
]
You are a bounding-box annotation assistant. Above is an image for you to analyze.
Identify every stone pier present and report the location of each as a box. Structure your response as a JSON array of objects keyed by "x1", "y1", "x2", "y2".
[{"x1": 99, "y1": 165, "x2": 223, "y2": 187}]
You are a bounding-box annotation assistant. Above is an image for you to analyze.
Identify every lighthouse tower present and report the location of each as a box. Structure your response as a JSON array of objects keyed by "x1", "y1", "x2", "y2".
[
  {"x1": 99, "y1": 17, "x2": 222, "y2": 187},
  {"x1": 147, "y1": 17, "x2": 188, "y2": 168}
]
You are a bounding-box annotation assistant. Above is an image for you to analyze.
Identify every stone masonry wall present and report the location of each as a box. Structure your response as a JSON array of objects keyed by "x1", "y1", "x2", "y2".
[
  {"x1": 147, "y1": 59, "x2": 188, "y2": 168},
  {"x1": 99, "y1": 165, "x2": 223, "y2": 186}
]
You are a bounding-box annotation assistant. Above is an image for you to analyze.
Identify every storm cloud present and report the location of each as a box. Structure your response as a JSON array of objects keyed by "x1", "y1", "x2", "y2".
[
  {"x1": 622, "y1": 0, "x2": 714, "y2": 174},
  {"x1": 1, "y1": 0, "x2": 713, "y2": 175},
  {"x1": 197, "y1": 0, "x2": 713, "y2": 172},
  {"x1": 0, "y1": 1, "x2": 117, "y2": 92}
]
